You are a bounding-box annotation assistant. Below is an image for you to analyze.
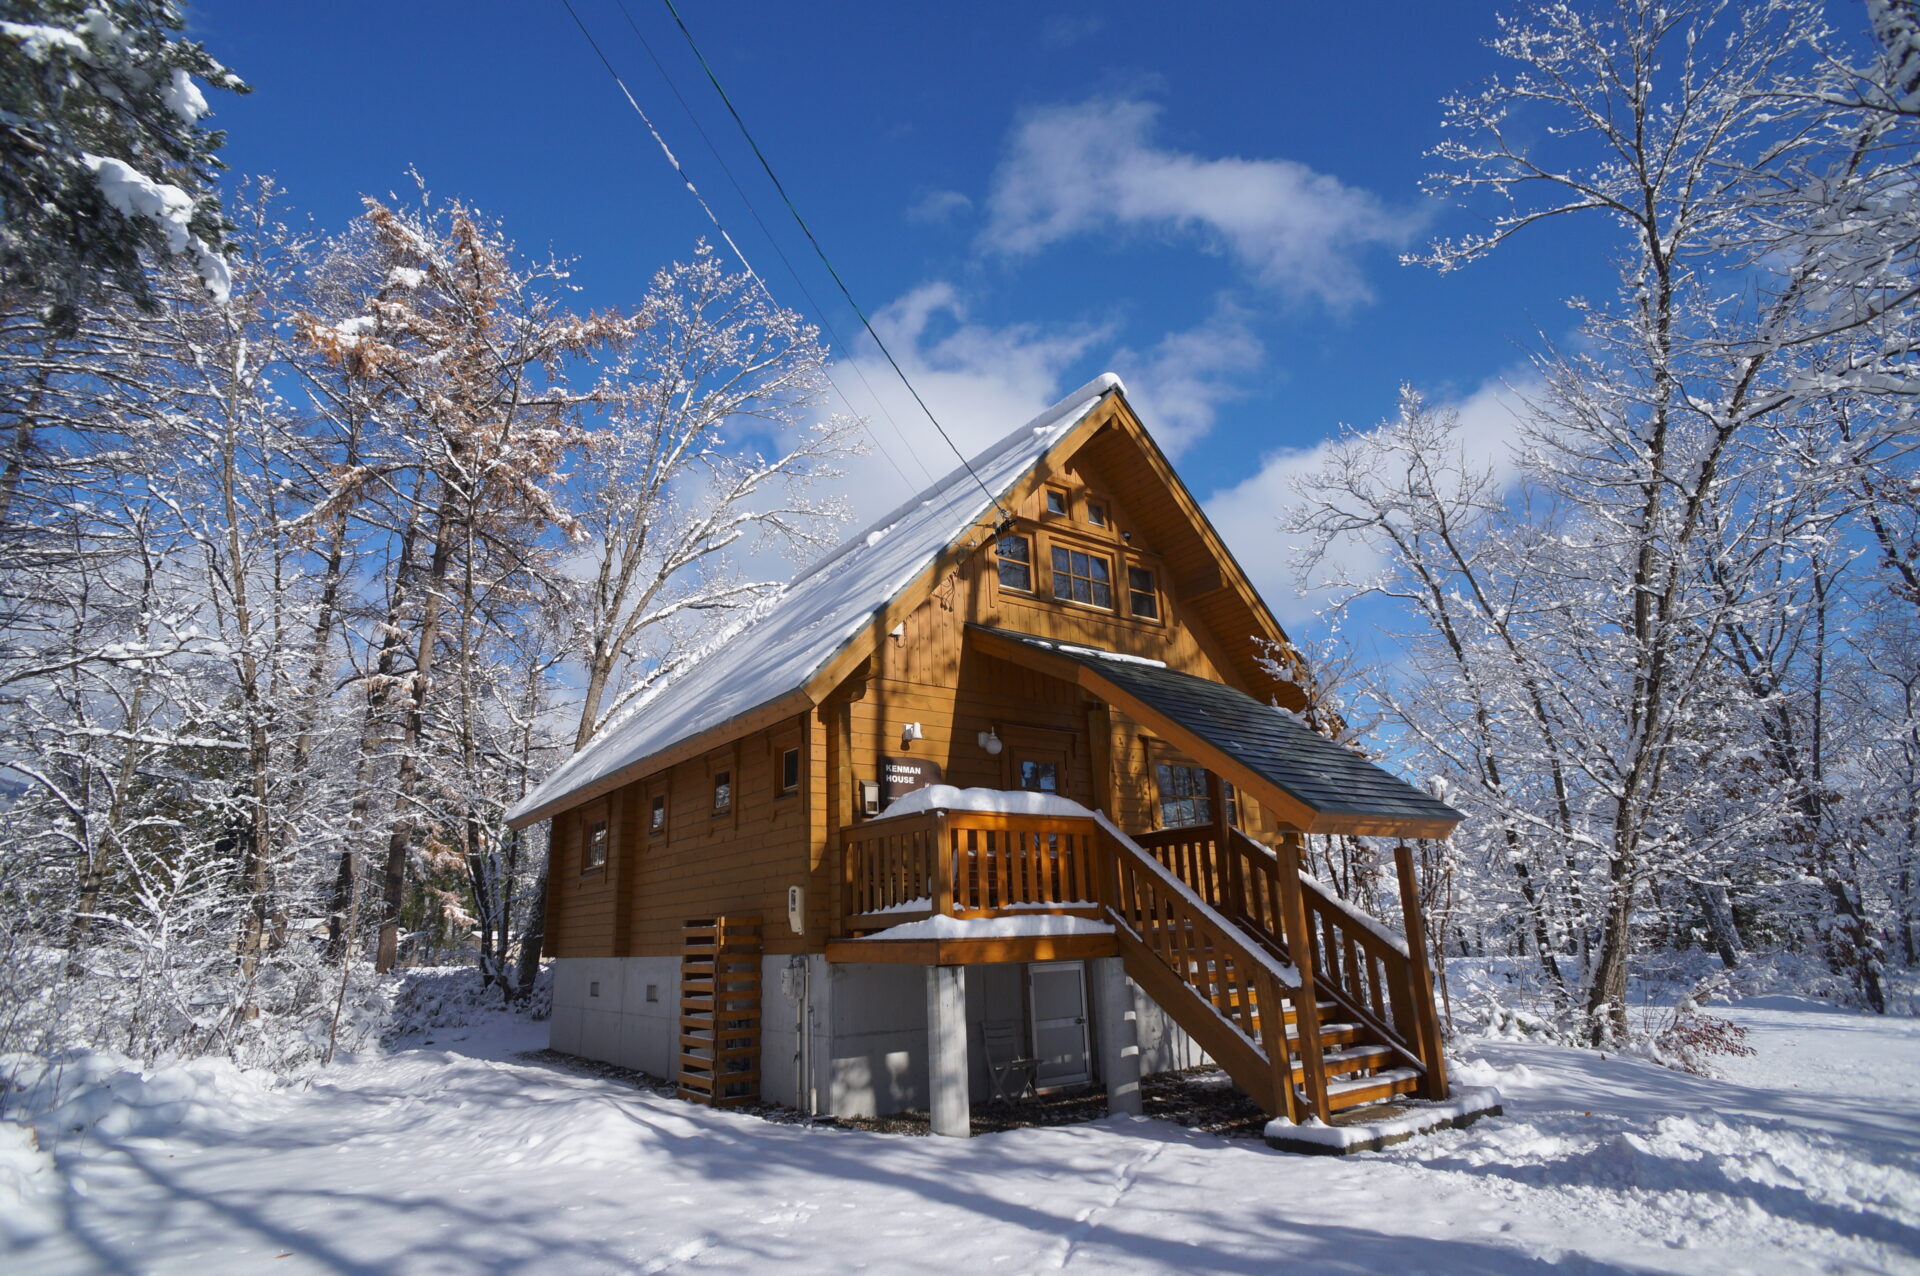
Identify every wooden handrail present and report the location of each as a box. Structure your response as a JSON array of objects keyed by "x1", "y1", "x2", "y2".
[
  {"x1": 1395, "y1": 842, "x2": 1449, "y2": 1099},
  {"x1": 841, "y1": 810, "x2": 1101, "y2": 932},
  {"x1": 1100, "y1": 826, "x2": 1303, "y2": 1122},
  {"x1": 1133, "y1": 823, "x2": 1446, "y2": 1103}
]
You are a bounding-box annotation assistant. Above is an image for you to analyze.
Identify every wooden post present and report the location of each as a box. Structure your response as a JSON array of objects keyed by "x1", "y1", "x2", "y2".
[
  {"x1": 1395, "y1": 842, "x2": 1450, "y2": 1100},
  {"x1": 1258, "y1": 967, "x2": 1301, "y2": 1124},
  {"x1": 927, "y1": 963, "x2": 970, "y2": 1137},
  {"x1": 932, "y1": 810, "x2": 955, "y2": 919},
  {"x1": 830, "y1": 698, "x2": 854, "y2": 939},
  {"x1": 1275, "y1": 831, "x2": 1331, "y2": 1122}
]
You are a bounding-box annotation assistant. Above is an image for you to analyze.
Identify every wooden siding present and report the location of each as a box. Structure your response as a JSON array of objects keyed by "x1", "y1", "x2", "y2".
[{"x1": 543, "y1": 424, "x2": 1300, "y2": 956}]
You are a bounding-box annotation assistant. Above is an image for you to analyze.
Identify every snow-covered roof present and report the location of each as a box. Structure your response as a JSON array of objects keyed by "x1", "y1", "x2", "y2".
[{"x1": 507, "y1": 374, "x2": 1126, "y2": 825}]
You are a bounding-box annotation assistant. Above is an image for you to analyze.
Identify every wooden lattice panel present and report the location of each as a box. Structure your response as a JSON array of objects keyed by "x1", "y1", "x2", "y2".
[{"x1": 676, "y1": 915, "x2": 762, "y2": 1107}]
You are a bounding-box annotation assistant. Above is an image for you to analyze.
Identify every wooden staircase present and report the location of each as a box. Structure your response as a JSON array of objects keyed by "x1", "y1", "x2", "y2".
[
  {"x1": 1102, "y1": 824, "x2": 1446, "y2": 1123},
  {"x1": 676, "y1": 916, "x2": 762, "y2": 1107}
]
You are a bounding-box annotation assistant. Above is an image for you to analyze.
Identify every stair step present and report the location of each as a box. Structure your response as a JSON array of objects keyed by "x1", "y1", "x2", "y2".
[
  {"x1": 1325, "y1": 1066, "x2": 1421, "y2": 1110},
  {"x1": 1320, "y1": 1044, "x2": 1396, "y2": 1077}
]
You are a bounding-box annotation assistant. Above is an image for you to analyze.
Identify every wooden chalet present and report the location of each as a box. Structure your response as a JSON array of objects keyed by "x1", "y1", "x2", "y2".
[{"x1": 507, "y1": 374, "x2": 1464, "y2": 1136}]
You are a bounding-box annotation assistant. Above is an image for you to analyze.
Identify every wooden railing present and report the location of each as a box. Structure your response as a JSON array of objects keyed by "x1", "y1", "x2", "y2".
[
  {"x1": 1132, "y1": 823, "x2": 1447, "y2": 1104},
  {"x1": 842, "y1": 809, "x2": 1101, "y2": 933},
  {"x1": 1100, "y1": 826, "x2": 1303, "y2": 1121}
]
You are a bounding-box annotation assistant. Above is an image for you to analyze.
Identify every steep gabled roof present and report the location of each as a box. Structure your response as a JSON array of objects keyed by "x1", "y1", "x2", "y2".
[{"x1": 506, "y1": 374, "x2": 1127, "y2": 827}]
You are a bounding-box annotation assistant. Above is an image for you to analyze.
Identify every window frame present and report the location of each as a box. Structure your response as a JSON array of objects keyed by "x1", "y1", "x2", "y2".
[
  {"x1": 1154, "y1": 761, "x2": 1215, "y2": 830},
  {"x1": 779, "y1": 744, "x2": 801, "y2": 797},
  {"x1": 994, "y1": 532, "x2": 1035, "y2": 594},
  {"x1": 1043, "y1": 486, "x2": 1070, "y2": 517},
  {"x1": 1126, "y1": 563, "x2": 1160, "y2": 621},
  {"x1": 712, "y1": 768, "x2": 733, "y2": 816},
  {"x1": 647, "y1": 791, "x2": 668, "y2": 839},
  {"x1": 578, "y1": 800, "x2": 611, "y2": 874},
  {"x1": 1049, "y1": 543, "x2": 1115, "y2": 610},
  {"x1": 1085, "y1": 498, "x2": 1108, "y2": 528}
]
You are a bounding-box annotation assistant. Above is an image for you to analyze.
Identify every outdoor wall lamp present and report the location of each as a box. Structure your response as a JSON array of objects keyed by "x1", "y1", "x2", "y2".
[{"x1": 977, "y1": 727, "x2": 1002, "y2": 756}]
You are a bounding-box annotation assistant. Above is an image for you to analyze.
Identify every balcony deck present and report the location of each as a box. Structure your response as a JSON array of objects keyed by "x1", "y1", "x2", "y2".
[{"x1": 824, "y1": 807, "x2": 1119, "y2": 964}]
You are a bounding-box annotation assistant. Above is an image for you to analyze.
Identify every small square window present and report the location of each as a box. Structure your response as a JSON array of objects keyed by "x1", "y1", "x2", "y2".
[
  {"x1": 713, "y1": 770, "x2": 732, "y2": 813},
  {"x1": 649, "y1": 794, "x2": 667, "y2": 836},
  {"x1": 645, "y1": 983, "x2": 659, "y2": 1003},
  {"x1": 583, "y1": 819, "x2": 608, "y2": 870},
  {"x1": 1086, "y1": 501, "x2": 1107, "y2": 527},
  {"x1": 780, "y1": 746, "x2": 800, "y2": 794},
  {"x1": 996, "y1": 534, "x2": 1033, "y2": 592},
  {"x1": 1045, "y1": 489, "x2": 1068, "y2": 516},
  {"x1": 1128, "y1": 566, "x2": 1159, "y2": 620}
]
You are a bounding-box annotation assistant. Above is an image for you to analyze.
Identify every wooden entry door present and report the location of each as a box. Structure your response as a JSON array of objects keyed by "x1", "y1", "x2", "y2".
[{"x1": 1028, "y1": 961, "x2": 1091, "y2": 1088}]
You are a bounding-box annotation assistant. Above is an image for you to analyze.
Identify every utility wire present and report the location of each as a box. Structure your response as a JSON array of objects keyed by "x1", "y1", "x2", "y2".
[
  {"x1": 554, "y1": 0, "x2": 923, "y2": 494},
  {"x1": 657, "y1": 0, "x2": 1013, "y2": 523},
  {"x1": 609, "y1": 0, "x2": 936, "y2": 487}
]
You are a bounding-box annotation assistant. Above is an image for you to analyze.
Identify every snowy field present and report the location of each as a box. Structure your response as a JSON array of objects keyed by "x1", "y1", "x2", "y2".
[{"x1": 2, "y1": 997, "x2": 1917, "y2": 1274}]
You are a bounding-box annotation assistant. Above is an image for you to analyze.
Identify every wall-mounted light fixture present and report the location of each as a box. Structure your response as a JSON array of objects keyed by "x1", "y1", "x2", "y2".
[
  {"x1": 900, "y1": 721, "x2": 924, "y2": 748},
  {"x1": 977, "y1": 726, "x2": 1002, "y2": 756}
]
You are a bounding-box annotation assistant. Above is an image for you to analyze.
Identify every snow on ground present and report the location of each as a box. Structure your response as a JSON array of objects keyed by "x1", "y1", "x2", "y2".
[{"x1": 2, "y1": 995, "x2": 1916, "y2": 1274}]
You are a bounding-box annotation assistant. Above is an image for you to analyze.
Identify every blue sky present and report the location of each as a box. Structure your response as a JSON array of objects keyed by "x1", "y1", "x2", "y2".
[{"x1": 188, "y1": 0, "x2": 1626, "y2": 630}]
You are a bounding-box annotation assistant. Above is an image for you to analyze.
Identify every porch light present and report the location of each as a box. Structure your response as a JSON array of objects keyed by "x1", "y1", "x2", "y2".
[{"x1": 977, "y1": 727, "x2": 1002, "y2": 756}]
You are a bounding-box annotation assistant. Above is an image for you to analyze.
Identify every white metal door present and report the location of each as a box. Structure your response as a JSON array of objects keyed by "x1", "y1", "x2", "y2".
[{"x1": 1028, "y1": 961, "x2": 1091, "y2": 1088}]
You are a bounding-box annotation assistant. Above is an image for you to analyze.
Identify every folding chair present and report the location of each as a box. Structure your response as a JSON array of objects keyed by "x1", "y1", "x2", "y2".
[{"x1": 982, "y1": 1020, "x2": 1038, "y2": 1103}]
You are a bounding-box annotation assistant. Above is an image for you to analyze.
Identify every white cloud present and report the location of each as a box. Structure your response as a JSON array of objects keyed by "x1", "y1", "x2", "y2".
[
  {"x1": 1114, "y1": 298, "x2": 1263, "y2": 454},
  {"x1": 981, "y1": 98, "x2": 1416, "y2": 308},
  {"x1": 1204, "y1": 373, "x2": 1541, "y2": 628},
  {"x1": 906, "y1": 189, "x2": 972, "y2": 225},
  {"x1": 777, "y1": 282, "x2": 1109, "y2": 537}
]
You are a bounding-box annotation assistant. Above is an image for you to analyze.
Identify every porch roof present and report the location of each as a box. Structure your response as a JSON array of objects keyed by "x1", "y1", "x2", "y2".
[{"x1": 968, "y1": 627, "x2": 1465, "y2": 839}]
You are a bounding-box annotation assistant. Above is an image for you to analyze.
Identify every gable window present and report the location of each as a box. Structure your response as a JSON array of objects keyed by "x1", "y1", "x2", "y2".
[
  {"x1": 583, "y1": 818, "x2": 609, "y2": 870},
  {"x1": 649, "y1": 794, "x2": 667, "y2": 837},
  {"x1": 1051, "y1": 546, "x2": 1113, "y2": 608},
  {"x1": 1127, "y1": 566, "x2": 1160, "y2": 620},
  {"x1": 1086, "y1": 500, "x2": 1107, "y2": 528},
  {"x1": 780, "y1": 746, "x2": 801, "y2": 795},
  {"x1": 713, "y1": 770, "x2": 732, "y2": 814},
  {"x1": 1156, "y1": 764, "x2": 1214, "y2": 829},
  {"x1": 996, "y1": 534, "x2": 1033, "y2": 592},
  {"x1": 1045, "y1": 488, "x2": 1069, "y2": 516}
]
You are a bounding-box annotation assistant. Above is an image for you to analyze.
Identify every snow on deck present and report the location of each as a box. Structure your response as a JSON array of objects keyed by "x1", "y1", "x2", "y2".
[
  {"x1": 4, "y1": 997, "x2": 1916, "y2": 1273},
  {"x1": 507, "y1": 376, "x2": 1125, "y2": 824},
  {"x1": 871, "y1": 784, "x2": 1100, "y2": 822},
  {"x1": 851, "y1": 913, "x2": 1115, "y2": 941}
]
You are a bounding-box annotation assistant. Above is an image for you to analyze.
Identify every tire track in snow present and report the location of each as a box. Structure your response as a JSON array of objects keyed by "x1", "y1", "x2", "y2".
[{"x1": 1052, "y1": 1141, "x2": 1164, "y2": 1269}]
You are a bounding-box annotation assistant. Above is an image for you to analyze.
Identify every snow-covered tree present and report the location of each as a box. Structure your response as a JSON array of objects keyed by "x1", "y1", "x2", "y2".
[{"x1": 0, "y1": 0, "x2": 245, "y2": 324}]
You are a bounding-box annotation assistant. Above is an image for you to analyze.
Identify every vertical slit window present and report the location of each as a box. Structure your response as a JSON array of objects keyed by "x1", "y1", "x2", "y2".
[
  {"x1": 1127, "y1": 566, "x2": 1159, "y2": 619},
  {"x1": 780, "y1": 747, "x2": 800, "y2": 794},
  {"x1": 713, "y1": 771, "x2": 732, "y2": 814},
  {"x1": 583, "y1": 819, "x2": 609, "y2": 870}
]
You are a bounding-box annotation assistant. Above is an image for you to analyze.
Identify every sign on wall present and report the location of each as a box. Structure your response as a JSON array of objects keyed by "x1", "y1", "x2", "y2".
[{"x1": 881, "y1": 756, "x2": 942, "y2": 804}]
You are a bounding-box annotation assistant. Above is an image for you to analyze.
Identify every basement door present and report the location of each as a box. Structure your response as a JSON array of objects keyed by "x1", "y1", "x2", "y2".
[{"x1": 1028, "y1": 961, "x2": 1091, "y2": 1089}]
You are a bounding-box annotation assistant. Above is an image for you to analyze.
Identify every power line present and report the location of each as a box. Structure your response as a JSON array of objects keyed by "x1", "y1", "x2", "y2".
[
  {"x1": 606, "y1": 0, "x2": 937, "y2": 488},
  {"x1": 553, "y1": 0, "x2": 924, "y2": 495},
  {"x1": 656, "y1": 0, "x2": 1013, "y2": 523}
]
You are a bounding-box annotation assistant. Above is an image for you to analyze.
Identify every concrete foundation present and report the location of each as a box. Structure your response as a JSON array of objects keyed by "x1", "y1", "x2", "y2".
[{"x1": 548, "y1": 954, "x2": 1211, "y2": 1120}]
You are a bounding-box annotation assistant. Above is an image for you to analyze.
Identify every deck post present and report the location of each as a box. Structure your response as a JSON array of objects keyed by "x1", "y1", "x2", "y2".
[
  {"x1": 926, "y1": 963, "x2": 970, "y2": 1137},
  {"x1": 1091, "y1": 956, "x2": 1142, "y2": 1116},
  {"x1": 1395, "y1": 842, "x2": 1450, "y2": 1100}
]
